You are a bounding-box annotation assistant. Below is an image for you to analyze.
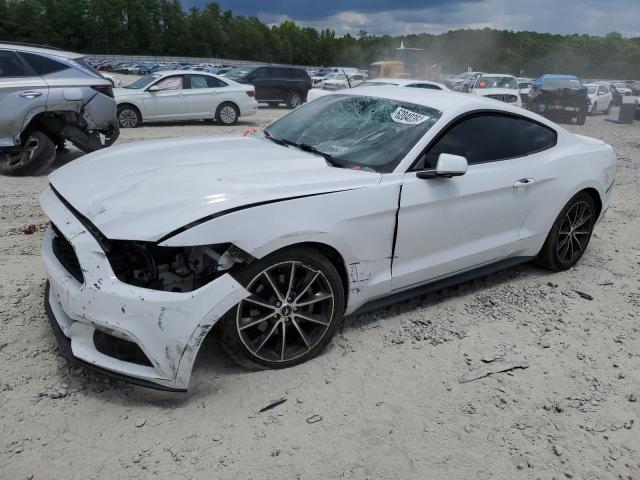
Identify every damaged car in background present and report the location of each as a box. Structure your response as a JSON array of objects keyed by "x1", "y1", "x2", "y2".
[
  {"x1": 41, "y1": 88, "x2": 616, "y2": 391},
  {"x1": 0, "y1": 43, "x2": 119, "y2": 175},
  {"x1": 527, "y1": 74, "x2": 589, "y2": 125},
  {"x1": 471, "y1": 74, "x2": 522, "y2": 107}
]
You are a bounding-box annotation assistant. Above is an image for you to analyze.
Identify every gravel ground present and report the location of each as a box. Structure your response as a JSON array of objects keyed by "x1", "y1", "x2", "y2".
[{"x1": 1, "y1": 80, "x2": 639, "y2": 479}]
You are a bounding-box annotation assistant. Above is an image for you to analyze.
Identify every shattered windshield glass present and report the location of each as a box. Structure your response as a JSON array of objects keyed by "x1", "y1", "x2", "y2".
[{"x1": 264, "y1": 94, "x2": 441, "y2": 173}]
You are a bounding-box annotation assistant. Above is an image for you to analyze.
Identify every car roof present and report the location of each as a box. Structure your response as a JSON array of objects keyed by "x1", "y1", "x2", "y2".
[
  {"x1": 366, "y1": 78, "x2": 439, "y2": 86},
  {"x1": 0, "y1": 42, "x2": 83, "y2": 60},
  {"x1": 479, "y1": 73, "x2": 516, "y2": 77},
  {"x1": 538, "y1": 74, "x2": 579, "y2": 80},
  {"x1": 150, "y1": 69, "x2": 220, "y2": 76}
]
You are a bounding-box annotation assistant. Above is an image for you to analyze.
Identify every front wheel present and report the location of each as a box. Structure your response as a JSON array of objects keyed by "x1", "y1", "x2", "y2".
[
  {"x1": 117, "y1": 105, "x2": 141, "y2": 128},
  {"x1": 0, "y1": 131, "x2": 56, "y2": 176},
  {"x1": 536, "y1": 192, "x2": 596, "y2": 271},
  {"x1": 219, "y1": 247, "x2": 345, "y2": 369}
]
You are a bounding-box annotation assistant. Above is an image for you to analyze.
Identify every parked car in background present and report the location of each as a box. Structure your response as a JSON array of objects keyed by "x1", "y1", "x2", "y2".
[
  {"x1": 608, "y1": 83, "x2": 623, "y2": 107},
  {"x1": 40, "y1": 87, "x2": 616, "y2": 390},
  {"x1": 517, "y1": 78, "x2": 533, "y2": 105},
  {"x1": 225, "y1": 65, "x2": 311, "y2": 108},
  {"x1": 635, "y1": 97, "x2": 640, "y2": 120},
  {"x1": 613, "y1": 83, "x2": 632, "y2": 96},
  {"x1": 306, "y1": 77, "x2": 450, "y2": 102},
  {"x1": 311, "y1": 67, "x2": 359, "y2": 87},
  {"x1": 584, "y1": 83, "x2": 613, "y2": 115},
  {"x1": 527, "y1": 75, "x2": 589, "y2": 125},
  {"x1": 114, "y1": 70, "x2": 257, "y2": 127},
  {"x1": 471, "y1": 74, "x2": 522, "y2": 107},
  {"x1": 450, "y1": 71, "x2": 483, "y2": 92},
  {"x1": 320, "y1": 72, "x2": 366, "y2": 91},
  {"x1": 0, "y1": 42, "x2": 119, "y2": 175},
  {"x1": 101, "y1": 72, "x2": 122, "y2": 88}
]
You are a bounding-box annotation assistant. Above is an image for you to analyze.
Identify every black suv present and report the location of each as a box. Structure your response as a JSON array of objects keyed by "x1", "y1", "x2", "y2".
[
  {"x1": 527, "y1": 75, "x2": 589, "y2": 125},
  {"x1": 225, "y1": 65, "x2": 311, "y2": 108}
]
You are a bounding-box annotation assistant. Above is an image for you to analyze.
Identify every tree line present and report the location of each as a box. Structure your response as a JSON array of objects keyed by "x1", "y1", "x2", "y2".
[{"x1": 1, "y1": 0, "x2": 639, "y2": 79}]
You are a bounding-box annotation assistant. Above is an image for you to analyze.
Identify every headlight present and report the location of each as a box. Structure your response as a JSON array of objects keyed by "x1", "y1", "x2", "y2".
[{"x1": 106, "y1": 241, "x2": 253, "y2": 292}]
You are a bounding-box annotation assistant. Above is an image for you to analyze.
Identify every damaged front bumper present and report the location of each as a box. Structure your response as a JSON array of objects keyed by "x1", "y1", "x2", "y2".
[{"x1": 40, "y1": 187, "x2": 248, "y2": 391}]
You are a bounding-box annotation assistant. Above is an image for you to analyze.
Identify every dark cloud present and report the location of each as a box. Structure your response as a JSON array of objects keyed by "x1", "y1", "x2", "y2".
[{"x1": 184, "y1": 0, "x2": 640, "y2": 37}]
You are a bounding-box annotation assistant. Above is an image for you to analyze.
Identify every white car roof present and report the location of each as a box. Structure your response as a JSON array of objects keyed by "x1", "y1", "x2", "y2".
[{"x1": 362, "y1": 78, "x2": 450, "y2": 90}]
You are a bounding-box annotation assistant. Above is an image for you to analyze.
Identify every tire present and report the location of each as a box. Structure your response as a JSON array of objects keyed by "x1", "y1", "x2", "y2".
[
  {"x1": 536, "y1": 192, "x2": 596, "y2": 271},
  {"x1": 287, "y1": 91, "x2": 303, "y2": 109},
  {"x1": 0, "y1": 130, "x2": 56, "y2": 176},
  {"x1": 117, "y1": 105, "x2": 141, "y2": 128},
  {"x1": 219, "y1": 246, "x2": 345, "y2": 369},
  {"x1": 576, "y1": 112, "x2": 587, "y2": 125},
  {"x1": 215, "y1": 102, "x2": 239, "y2": 125}
]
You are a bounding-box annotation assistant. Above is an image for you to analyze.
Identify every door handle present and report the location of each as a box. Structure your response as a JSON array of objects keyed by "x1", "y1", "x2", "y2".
[
  {"x1": 19, "y1": 91, "x2": 43, "y2": 99},
  {"x1": 513, "y1": 178, "x2": 535, "y2": 188}
]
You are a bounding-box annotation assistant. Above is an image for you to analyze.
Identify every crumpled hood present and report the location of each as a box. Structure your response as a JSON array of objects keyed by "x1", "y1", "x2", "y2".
[{"x1": 48, "y1": 136, "x2": 381, "y2": 242}]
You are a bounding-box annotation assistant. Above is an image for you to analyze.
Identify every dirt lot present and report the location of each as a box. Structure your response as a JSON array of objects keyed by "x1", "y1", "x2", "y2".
[{"x1": 1, "y1": 84, "x2": 639, "y2": 479}]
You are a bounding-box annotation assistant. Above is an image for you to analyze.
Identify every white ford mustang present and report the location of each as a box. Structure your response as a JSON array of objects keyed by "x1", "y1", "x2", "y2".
[{"x1": 40, "y1": 88, "x2": 616, "y2": 391}]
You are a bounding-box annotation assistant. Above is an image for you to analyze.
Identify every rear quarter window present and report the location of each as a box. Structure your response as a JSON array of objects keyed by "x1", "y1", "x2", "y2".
[{"x1": 20, "y1": 52, "x2": 70, "y2": 75}]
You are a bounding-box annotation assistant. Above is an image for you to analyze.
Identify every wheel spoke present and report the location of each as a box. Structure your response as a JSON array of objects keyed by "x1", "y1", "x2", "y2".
[
  {"x1": 263, "y1": 271, "x2": 284, "y2": 302},
  {"x1": 255, "y1": 321, "x2": 281, "y2": 353},
  {"x1": 285, "y1": 262, "x2": 296, "y2": 300},
  {"x1": 239, "y1": 311, "x2": 275, "y2": 331},
  {"x1": 294, "y1": 271, "x2": 320, "y2": 303},
  {"x1": 290, "y1": 317, "x2": 310, "y2": 348},
  {"x1": 294, "y1": 313, "x2": 330, "y2": 326},
  {"x1": 557, "y1": 235, "x2": 570, "y2": 252},
  {"x1": 574, "y1": 214, "x2": 592, "y2": 229},
  {"x1": 295, "y1": 292, "x2": 333, "y2": 307},
  {"x1": 243, "y1": 295, "x2": 277, "y2": 310},
  {"x1": 280, "y1": 322, "x2": 287, "y2": 360}
]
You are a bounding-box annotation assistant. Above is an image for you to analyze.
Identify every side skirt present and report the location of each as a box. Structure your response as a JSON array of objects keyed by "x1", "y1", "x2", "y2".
[{"x1": 351, "y1": 256, "x2": 534, "y2": 316}]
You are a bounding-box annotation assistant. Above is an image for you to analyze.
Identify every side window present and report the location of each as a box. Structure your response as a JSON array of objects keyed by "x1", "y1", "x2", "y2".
[
  {"x1": 154, "y1": 75, "x2": 184, "y2": 91},
  {"x1": 251, "y1": 68, "x2": 267, "y2": 80},
  {"x1": 417, "y1": 114, "x2": 556, "y2": 169},
  {"x1": 188, "y1": 75, "x2": 210, "y2": 89},
  {"x1": 206, "y1": 76, "x2": 227, "y2": 88},
  {"x1": 20, "y1": 52, "x2": 69, "y2": 75},
  {"x1": 0, "y1": 50, "x2": 27, "y2": 77}
]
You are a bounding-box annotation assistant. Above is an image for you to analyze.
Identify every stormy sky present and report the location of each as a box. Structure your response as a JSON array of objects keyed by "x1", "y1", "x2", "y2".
[{"x1": 186, "y1": 0, "x2": 639, "y2": 37}]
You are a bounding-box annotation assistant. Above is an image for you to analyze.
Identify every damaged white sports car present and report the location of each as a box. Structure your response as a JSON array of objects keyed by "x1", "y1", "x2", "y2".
[{"x1": 41, "y1": 88, "x2": 616, "y2": 391}]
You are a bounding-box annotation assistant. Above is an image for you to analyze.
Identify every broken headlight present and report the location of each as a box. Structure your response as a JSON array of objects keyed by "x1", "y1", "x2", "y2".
[{"x1": 106, "y1": 241, "x2": 252, "y2": 292}]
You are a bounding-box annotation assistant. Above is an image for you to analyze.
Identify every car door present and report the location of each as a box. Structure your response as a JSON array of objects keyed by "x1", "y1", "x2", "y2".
[
  {"x1": 142, "y1": 75, "x2": 187, "y2": 120},
  {"x1": 183, "y1": 74, "x2": 220, "y2": 119},
  {"x1": 247, "y1": 67, "x2": 272, "y2": 101},
  {"x1": 0, "y1": 50, "x2": 48, "y2": 146},
  {"x1": 392, "y1": 112, "x2": 557, "y2": 290},
  {"x1": 598, "y1": 86, "x2": 612, "y2": 111}
]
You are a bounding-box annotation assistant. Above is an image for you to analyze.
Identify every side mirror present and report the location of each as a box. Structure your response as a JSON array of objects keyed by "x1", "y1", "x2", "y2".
[
  {"x1": 148, "y1": 85, "x2": 160, "y2": 92},
  {"x1": 417, "y1": 153, "x2": 468, "y2": 179}
]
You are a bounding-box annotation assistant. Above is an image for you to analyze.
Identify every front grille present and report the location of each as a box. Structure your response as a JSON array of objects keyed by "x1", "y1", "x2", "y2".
[
  {"x1": 486, "y1": 94, "x2": 518, "y2": 103},
  {"x1": 51, "y1": 223, "x2": 84, "y2": 283}
]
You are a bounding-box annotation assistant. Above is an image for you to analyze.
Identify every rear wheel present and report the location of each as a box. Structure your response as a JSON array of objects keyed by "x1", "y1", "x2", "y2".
[
  {"x1": 117, "y1": 105, "x2": 141, "y2": 128},
  {"x1": 219, "y1": 247, "x2": 345, "y2": 369},
  {"x1": 216, "y1": 102, "x2": 239, "y2": 125},
  {"x1": 0, "y1": 130, "x2": 56, "y2": 176},
  {"x1": 536, "y1": 192, "x2": 596, "y2": 271}
]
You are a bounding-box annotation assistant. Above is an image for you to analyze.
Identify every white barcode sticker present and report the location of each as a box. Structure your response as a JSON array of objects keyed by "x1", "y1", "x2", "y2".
[{"x1": 391, "y1": 107, "x2": 429, "y2": 125}]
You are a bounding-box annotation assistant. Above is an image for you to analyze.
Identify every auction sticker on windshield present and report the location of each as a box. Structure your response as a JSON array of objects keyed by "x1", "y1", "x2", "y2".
[{"x1": 391, "y1": 107, "x2": 429, "y2": 125}]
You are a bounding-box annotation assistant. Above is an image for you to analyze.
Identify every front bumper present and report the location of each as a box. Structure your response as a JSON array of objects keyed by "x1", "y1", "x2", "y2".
[{"x1": 40, "y1": 187, "x2": 248, "y2": 391}]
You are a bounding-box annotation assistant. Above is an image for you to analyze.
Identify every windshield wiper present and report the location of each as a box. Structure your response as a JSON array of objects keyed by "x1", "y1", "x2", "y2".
[{"x1": 264, "y1": 132, "x2": 346, "y2": 168}]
